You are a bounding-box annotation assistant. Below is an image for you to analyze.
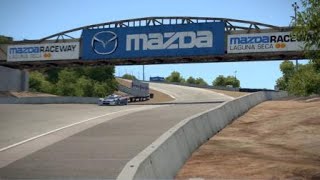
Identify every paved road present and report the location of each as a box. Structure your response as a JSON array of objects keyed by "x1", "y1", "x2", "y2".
[
  {"x1": 0, "y1": 83, "x2": 232, "y2": 179},
  {"x1": 0, "y1": 104, "x2": 154, "y2": 149},
  {"x1": 149, "y1": 82, "x2": 233, "y2": 103}
]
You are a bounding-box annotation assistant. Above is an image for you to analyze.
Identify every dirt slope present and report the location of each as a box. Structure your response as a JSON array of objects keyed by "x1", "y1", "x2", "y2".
[{"x1": 176, "y1": 98, "x2": 320, "y2": 180}]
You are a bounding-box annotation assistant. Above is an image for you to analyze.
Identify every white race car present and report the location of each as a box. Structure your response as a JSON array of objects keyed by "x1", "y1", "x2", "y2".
[{"x1": 98, "y1": 94, "x2": 128, "y2": 106}]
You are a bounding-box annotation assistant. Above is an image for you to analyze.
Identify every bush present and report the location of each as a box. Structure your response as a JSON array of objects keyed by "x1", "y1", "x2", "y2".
[
  {"x1": 186, "y1": 76, "x2": 196, "y2": 84},
  {"x1": 29, "y1": 71, "x2": 54, "y2": 93},
  {"x1": 287, "y1": 64, "x2": 320, "y2": 96},
  {"x1": 166, "y1": 71, "x2": 185, "y2": 83},
  {"x1": 212, "y1": 75, "x2": 240, "y2": 88},
  {"x1": 29, "y1": 66, "x2": 118, "y2": 97},
  {"x1": 122, "y1": 73, "x2": 137, "y2": 80},
  {"x1": 55, "y1": 69, "x2": 78, "y2": 96},
  {"x1": 74, "y1": 77, "x2": 94, "y2": 97},
  {"x1": 195, "y1": 77, "x2": 208, "y2": 86}
]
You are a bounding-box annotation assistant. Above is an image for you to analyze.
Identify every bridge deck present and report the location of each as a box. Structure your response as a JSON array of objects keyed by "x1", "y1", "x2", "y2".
[{"x1": 0, "y1": 51, "x2": 304, "y2": 69}]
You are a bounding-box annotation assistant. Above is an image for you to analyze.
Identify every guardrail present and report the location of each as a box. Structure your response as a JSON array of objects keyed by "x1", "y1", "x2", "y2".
[{"x1": 117, "y1": 91, "x2": 288, "y2": 180}]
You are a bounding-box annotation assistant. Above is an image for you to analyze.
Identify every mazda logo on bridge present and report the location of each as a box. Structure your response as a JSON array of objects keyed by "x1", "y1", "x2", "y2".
[{"x1": 91, "y1": 31, "x2": 118, "y2": 55}]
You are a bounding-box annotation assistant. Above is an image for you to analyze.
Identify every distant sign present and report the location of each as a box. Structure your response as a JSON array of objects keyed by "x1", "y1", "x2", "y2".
[
  {"x1": 81, "y1": 22, "x2": 225, "y2": 60},
  {"x1": 227, "y1": 32, "x2": 305, "y2": 53},
  {"x1": 7, "y1": 42, "x2": 80, "y2": 61},
  {"x1": 150, "y1": 76, "x2": 165, "y2": 82}
]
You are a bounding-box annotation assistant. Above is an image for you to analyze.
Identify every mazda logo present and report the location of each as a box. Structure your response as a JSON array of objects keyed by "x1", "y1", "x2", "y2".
[{"x1": 91, "y1": 31, "x2": 118, "y2": 55}]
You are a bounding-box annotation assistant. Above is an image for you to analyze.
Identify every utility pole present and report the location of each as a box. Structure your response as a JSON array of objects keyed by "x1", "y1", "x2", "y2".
[
  {"x1": 142, "y1": 65, "x2": 145, "y2": 81},
  {"x1": 292, "y1": 2, "x2": 300, "y2": 69}
]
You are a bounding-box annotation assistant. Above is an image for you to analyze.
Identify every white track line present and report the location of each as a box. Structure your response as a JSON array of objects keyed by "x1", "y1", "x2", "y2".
[{"x1": 0, "y1": 106, "x2": 152, "y2": 152}]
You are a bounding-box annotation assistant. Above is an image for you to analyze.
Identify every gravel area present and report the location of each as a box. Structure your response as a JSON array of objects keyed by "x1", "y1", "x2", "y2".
[{"x1": 176, "y1": 98, "x2": 320, "y2": 180}]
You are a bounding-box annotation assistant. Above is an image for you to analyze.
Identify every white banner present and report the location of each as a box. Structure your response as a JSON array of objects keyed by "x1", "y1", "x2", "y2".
[
  {"x1": 227, "y1": 32, "x2": 305, "y2": 53},
  {"x1": 7, "y1": 42, "x2": 80, "y2": 61},
  {"x1": 131, "y1": 80, "x2": 149, "y2": 97}
]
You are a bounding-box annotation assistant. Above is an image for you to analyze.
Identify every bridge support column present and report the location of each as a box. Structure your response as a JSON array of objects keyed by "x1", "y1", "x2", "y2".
[{"x1": 0, "y1": 66, "x2": 29, "y2": 92}]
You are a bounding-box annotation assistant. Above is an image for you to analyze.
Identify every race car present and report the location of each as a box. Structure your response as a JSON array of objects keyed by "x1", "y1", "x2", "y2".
[{"x1": 98, "y1": 94, "x2": 128, "y2": 106}]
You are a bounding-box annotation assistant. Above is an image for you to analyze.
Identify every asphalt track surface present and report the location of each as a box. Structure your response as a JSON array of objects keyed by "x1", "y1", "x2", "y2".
[
  {"x1": 150, "y1": 82, "x2": 233, "y2": 103},
  {"x1": 0, "y1": 83, "x2": 232, "y2": 179}
]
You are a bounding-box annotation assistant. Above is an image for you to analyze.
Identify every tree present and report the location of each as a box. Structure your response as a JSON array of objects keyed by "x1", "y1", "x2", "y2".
[
  {"x1": 195, "y1": 77, "x2": 208, "y2": 86},
  {"x1": 43, "y1": 67, "x2": 62, "y2": 84},
  {"x1": 186, "y1": 76, "x2": 196, "y2": 84},
  {"x1": 122, "y1": 73, "x2": 137, "y2": 80},
  {"x1": 276, "y1": 61, "x2": 320, "y2": 96},
  {"x1": 74, "y1": 77, "x2": 94, "y2": 97},
  {"x1": 186, "y1": 76, "x2": 208, "y2": 86},
  {"x1": 276, "y1": 77, "x2": 286, "y2": 91},
  {"x1": 166, "y1": 71, "x2": 185, "y2": 83},
  {"x1": 276, "y1": 60, "x2": 295, "y2": 90},
  {"x1": 29, "y1": 66, "x2": 118, "y2": 97},
  {"x1": 294, "y1": 0, "x2": 320, "y2": 51},
  {"x1": 225, "y1": 76, "x2": 240, "y2": 88},
  {"x1": 92, "y1": 82, "x2": 106, "y2": 97},
  {"x1": 105, "y1": 78, "x2": 118, "y2": 92},
  {"x1": 92, "y1": 81, "x2": 114, "y2": 97},
  {"x1": 276, "y1": 0, "x2": 320, "y2": 96},
  {"x1": 29, "y1": 71, "x2": 54, "y2": 93},
  {"x1": 0, "y1": 35, "x2": 13, "y2": 44},
  {"x1": 85, "y1": 66, "x2": 115, "y2": 82},
  {"x1": 212, "y1": 75, "x2": 226, "y2": 87},
  {"x1": 293, "y1": 0, "x2": 320, "y2": 69},
  {"x1": 56, "y1": 69, "x2": 78, "y2": 96},
  {"x1": 212, "y1": 75, "x2": 240, "y2": 88},
  {"x1": 287, "y1": 64, "x2": 320, "y2": 96}
]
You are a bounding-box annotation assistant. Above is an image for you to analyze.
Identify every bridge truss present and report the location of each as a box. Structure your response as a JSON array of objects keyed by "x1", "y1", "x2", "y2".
[{"x1": 0, "y1": 17, "x2": 303, "y2": 69}]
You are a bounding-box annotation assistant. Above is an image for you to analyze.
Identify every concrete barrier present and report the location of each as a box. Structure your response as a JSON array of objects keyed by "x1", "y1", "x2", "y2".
[
  {"x1": 117, "y1": 91, "x2": 288, "y2": 180},
  {"x1": 0, "y1": 66, "x2": 29, "y2": 91},
  {"x1": 0, "y1": 96, "x2": 98, "y2": 104}
]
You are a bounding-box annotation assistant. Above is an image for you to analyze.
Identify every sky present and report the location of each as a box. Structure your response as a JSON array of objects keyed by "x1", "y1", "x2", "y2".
[{"x1": 0, "y1": 0, "x2": 306, "y2": 89}]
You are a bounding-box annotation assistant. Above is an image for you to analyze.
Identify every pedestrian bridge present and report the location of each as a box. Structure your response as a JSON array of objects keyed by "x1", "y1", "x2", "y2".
[{"x1": 0, "y1": 17, "x2": 304, "y2": 69}]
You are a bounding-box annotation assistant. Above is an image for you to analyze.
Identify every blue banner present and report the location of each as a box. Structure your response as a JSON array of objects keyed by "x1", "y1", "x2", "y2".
[{"x1": 81, "y1": 22, "x2": 225, "y2": 60}]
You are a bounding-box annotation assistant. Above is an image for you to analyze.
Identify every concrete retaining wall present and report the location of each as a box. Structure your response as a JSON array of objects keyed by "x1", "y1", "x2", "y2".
[
  {"x1": 0, "y1": 66, "x2": 29, "y2": 91},
  {"x1": 0, "y1": 96, "x2": 98, "y2": 104},
  {"x1": 117, "y1": 91, "x2": 288, "y2": 180}
]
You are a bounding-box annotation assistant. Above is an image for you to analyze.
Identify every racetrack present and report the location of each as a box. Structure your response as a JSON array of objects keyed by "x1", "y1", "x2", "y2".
[
  {"x1": 0, "y1": 83, "x2": 232, "y2": 179},
  {"x1": 0, "y1": 104, "x2": 154, "y2": 150},
  {"x1": 149, "y1": 82, "x2": 233, "y2": 103}
]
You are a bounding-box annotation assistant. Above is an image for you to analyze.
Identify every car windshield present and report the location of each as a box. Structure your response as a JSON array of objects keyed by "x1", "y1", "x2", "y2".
[{"x1": 106, "y1": 95, "x2": 117, "y2": 99}]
